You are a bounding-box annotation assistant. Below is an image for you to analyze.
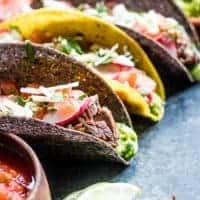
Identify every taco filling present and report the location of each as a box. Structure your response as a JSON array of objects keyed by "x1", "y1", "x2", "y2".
[
  {"x1": 0, "y1": 0, "x2": 72, "y2": 21},
  {"x1": 0, "y1": 29, "x2": 164, "y2": 120},
  {"x1": 48, "y1": 37, "x2": 164, "y2": 119},
  {"x1": 0, "y1": 80, "x2": 138, "y2": 161},
  {"x1": 75, "y1": 3, "x2": 200, "y2": 81},
  {"x1": 0, "y1": 1, "x2": 199, "y2": 80},
  {"x1": 0, "y1": 0, "x2": 32, "y2": 22}
]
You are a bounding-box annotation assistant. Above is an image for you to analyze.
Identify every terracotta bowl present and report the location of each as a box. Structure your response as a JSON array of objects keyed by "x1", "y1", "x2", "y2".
[
  {"x1": 0, "y1": 131, "x2": 52, "y2": 200},
  {"x1": 190, "y1": 17, "x2": 200, "y2": 39}
]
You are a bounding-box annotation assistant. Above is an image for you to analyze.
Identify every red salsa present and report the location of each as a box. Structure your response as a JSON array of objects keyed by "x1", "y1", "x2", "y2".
[{"x1": 0, "y1": 147, "x2": 35, "y2": 200}]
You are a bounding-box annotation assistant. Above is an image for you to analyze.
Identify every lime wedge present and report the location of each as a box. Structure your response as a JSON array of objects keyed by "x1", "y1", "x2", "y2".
[
  {"x1": 77, "y1": 183, "x2": 141, "y2": 200},
  {"x1": 63, "y1": 183, "x2": 110, "y2": 200},
  {"x1": 64, "y1": 191, "x2": 83, "y2": 200}
]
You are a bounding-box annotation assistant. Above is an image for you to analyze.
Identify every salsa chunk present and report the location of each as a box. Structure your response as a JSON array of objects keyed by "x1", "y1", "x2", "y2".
[{"x1": 0, "y1": 147, "x2": 34, "y2": 200}]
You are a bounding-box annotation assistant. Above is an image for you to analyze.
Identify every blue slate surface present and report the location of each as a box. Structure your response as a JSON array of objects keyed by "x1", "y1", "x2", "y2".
[{"x1": 43, "y1": 83, "x2": 200, "y2": 200}]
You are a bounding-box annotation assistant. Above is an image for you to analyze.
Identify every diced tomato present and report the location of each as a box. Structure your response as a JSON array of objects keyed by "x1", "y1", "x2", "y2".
[
  {"x1": 0, "y1": 148, "x2": 32, "y2": 200},
  {"x1": 127, "y1": 71, "x2": 138, "y2": 88},
  {"x1": 112, "y1": 67, "x2": 138, "y2": 88},
  {"x1": 111, "y1": 62, "x2": 133, "y2": 71},
  {"x1": 0, "y1": 80, "x2": 18, "y2": 95},
  {"x1": 0, "y1": 170, "x2": 12, "y2": 184},
  {"x1": 34, "y1": 106, "x2": 47, "y2": 120},
  {"x1": 29, "y1": 31, "x2": 45, "y2": 43},
  {"x1": 0, "y1": 0, "x2": 32, "y2": 21},
  {"x1": 0, "y1": 186, "x2": 8, "y2": 200},
  {"x1": 0, "y1": 28, "x2": 9, "y2": 34},
  {"x1": 0, "y1": 184, "x2": 25, "y2": 200},
  {"x1": 99, "y1": 62, "x2": 133, "y2": 80},
  {"x1": 113, "y1": 68, "x2": 156, "y2": 95},
  {"x1": 100, "y1": 62, "x2": 132, "y2": 74},
  {"x1": 42, "y1": 101, "x2": 79, "y2": 124},
  {"x1": 55, "y1": 101, "x2": 78, "y2": 118},
  {"x1": 103, "y1": 62, "x2": 156, "y2": 94},
  {"x1": 115, "y1": 70, "x2": 137, "y2": 88}
]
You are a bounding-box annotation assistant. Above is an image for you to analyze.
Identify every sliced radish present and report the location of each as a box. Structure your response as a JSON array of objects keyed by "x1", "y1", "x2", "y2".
[
  {"x1": 156, "y1": 36, "x2": 177, "y2": 58},
  {"x1": 43, "y1": 97, "x2": 94, "y2": 126}
]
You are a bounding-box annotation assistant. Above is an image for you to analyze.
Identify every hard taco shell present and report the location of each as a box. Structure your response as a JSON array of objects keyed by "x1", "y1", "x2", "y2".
[
  {"x1": 0, "y1": 9, "x2": 166, "y2": 121},
  {"x1": 0, "y1": 43, "x2": 133, "y2": 164}
]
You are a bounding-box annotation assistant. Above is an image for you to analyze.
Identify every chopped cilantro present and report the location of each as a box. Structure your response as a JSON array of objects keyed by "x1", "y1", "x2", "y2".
[
  {"x1": 96, "y1": 3, "x2": 108, "y2": 14},
  {"x1": 56, "y1": 37, "x2": 83, "y2": 54},
  {"x1": 79, "y1": 93, "x2": 88, "y2": 100},
  {"x1": 15, "y1": 96, "x2": 27, "y2": 106}
]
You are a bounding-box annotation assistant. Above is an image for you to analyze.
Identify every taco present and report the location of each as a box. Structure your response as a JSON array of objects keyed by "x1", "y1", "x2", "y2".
[
  {"x1": 175, "y1": 0, "x2": 200, "y2": 38},
  {"x1": 0, "y1": 9, "x2": 165, "y2": 121},
  {"x1": 28, "y1": 0, "x2": 200, "y2": 90},
  {"x1": 0, "y1": 42, "x2": 139, "y2": 164},
  {"x1": 71, "y1": 0, "x2": 200, "y2": 83}
]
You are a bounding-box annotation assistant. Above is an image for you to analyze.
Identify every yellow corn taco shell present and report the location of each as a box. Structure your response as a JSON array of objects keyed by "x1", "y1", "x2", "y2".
[{"x1": 0, "y1": 8, "x2": 165, "y2": 121}]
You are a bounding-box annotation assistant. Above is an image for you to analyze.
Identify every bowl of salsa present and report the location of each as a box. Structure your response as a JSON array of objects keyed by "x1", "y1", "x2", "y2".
[{"x1": 0, "y1": 131, "x2": 51, "y2": 200}]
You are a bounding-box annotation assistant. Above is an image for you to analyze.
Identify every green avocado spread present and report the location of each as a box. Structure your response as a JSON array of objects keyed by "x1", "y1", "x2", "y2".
[
  {"x1": 176, "y1": 0, "x2": 200, "y2": 17},
  {"x1": 116, "y1": 123, "x2": 138, "y2": 161},
  {"x1": 191, "y1": 62, "x2": 200, "y2": 81}
]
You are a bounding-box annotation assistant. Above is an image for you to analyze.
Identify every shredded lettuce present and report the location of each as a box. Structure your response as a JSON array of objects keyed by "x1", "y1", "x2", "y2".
[
  {"x1": 53, "y1": 38, "x2": 135, "y2": 68},
  {"x1": 55, "y1": 37, "x2": 83, "y2": 54}
]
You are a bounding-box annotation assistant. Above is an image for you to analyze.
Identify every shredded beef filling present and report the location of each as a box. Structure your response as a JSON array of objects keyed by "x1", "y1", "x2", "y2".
[
  {"x1": 177, "y1": 42, "x2": 199, "y2": 67},
  {"x1": 66, "y1": 96, "x2": 118, "y2": 147}
]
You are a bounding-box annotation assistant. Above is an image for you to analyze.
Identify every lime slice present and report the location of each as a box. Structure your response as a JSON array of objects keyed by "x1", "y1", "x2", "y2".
[
  {"x1": 63, "y1": 183, "x2": 110, "y2": 200},
  {"x1": 77, "y1": 183, "x2": 141, "y2": 200},
  {"x1": 64, "y1": 191, "x2": 83, "y2": 200}
]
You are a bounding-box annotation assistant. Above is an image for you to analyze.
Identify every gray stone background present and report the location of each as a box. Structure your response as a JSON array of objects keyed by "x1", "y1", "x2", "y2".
[{"x1": 43, "y1": 84, "x2": 200, "y2": 200}]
